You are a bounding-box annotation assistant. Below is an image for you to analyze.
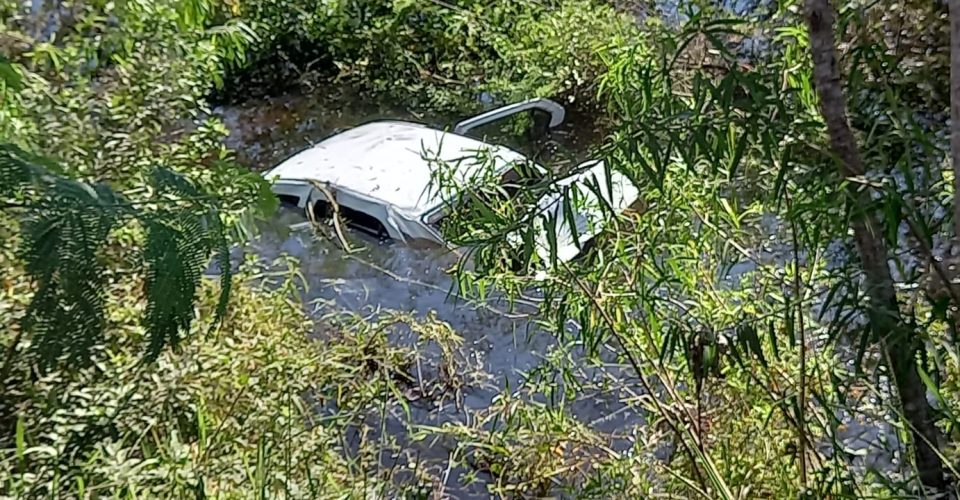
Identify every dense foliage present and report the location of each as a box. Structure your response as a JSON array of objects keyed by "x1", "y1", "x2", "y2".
[
  {"x1": 226, "y1": 0, "x2": 633, "y2": 110},
  {"x1": 2, "y1": 145, "x2": 233, "y2": 368},
  {"x1": 3, "y1": 0, "x2": 960, "y2": 497},
  {"x1": 435, "y1": 0, "x2": 960, "y2": 496},
  {"x1": 2, "y1": 266, "x2": 468, "y2": 497}
]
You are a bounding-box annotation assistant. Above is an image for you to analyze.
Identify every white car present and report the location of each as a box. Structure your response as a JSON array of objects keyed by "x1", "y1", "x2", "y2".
[{"x1": 262, "y1": 98, "x2": 639, "y2": 264}]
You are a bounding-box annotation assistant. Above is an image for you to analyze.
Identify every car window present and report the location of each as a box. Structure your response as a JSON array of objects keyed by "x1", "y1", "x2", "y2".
[
  {"x1": 277, "y1": 194, "x2": 302, "y2": 207},
  {"x1": 309, "y1": 198, "x2": 390, "y2": 240}
]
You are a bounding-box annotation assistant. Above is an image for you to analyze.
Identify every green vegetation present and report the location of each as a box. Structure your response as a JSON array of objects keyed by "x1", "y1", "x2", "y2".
[
  {"x1": 3, "y1": 0, "x2": 960, "y2": 497},
  {"x1": 229, "y1": 0, "x2": 632, "y2": 110},
  {"x1": 2, "y1": 265, "x2": 466, "y2": 497}
]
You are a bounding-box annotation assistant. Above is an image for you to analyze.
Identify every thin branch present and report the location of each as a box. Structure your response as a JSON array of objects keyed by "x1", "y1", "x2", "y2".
[
  {"x1": 307, "y1": 180, "x2": 358, "y2": 254},
  {"x1": 558, "y1": 259, "x2": 734, "y2": 496}
]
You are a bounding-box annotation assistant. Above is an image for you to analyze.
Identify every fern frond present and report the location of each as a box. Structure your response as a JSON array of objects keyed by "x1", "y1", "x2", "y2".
[
  {"x1": 143, "y1": 216, "x2": 207, "y2": 358},
  {"x1": 2, "y1": 144, "x2": 236, "y2": 369},
  {"x1": 0, "y1": 144, "x2": 55, "y2": 201},
  {"x1": 18, "y1": 193, "x2": 118, "y2": 368},
  {"x1": 143, "y1": 167, "x2": 232, "y2": 358}
]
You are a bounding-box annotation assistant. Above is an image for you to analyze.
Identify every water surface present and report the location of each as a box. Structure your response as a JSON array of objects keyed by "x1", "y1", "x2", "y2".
[{"x1": 218, "y1": 88, "x2": 640, "y2": 495}]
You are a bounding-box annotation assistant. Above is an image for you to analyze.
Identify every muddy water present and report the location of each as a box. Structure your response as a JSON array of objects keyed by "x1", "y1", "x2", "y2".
[
  {"x1": 246, "y1": 208, "x2": 550, "y2": 401},
  {"x1": 217, "y1": 88, "x2": 638, "y2": 493}
]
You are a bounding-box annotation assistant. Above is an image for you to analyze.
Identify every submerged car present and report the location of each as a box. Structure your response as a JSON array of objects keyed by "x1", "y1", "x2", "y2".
[{"x1": 262, "y1": 98, "x2": 639, "y2": 263}]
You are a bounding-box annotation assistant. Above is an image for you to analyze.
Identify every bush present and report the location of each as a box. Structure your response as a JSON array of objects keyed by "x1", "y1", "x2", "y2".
[
  {"x1": 0, "y1": 263, "x2": 471, "y2": 497},
  {"x1": 231, "y1": 0, "x2": 634, "y2": 111},
  {"x1": 0, "y1": 0, "x2": 258, "y2": 188}
]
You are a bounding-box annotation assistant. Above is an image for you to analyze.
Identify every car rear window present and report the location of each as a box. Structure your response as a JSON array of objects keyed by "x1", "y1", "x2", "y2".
[{"x1": 310, "y1": 199, "x2": 389, "y2": 240}]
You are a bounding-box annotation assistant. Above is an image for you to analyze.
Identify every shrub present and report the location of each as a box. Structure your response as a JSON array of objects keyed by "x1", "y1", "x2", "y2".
[
  {"x1": 233, "y1": 0, "x2": 634, "y2": 111},
  {"x1": 0, "y1": 265, "x2": 467, "y2": 497}
]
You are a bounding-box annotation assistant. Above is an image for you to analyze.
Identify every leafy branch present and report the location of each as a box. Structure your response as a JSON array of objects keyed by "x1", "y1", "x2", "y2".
[{"x1": 1, "y1": 143, "x2": 233, "y2": 371}]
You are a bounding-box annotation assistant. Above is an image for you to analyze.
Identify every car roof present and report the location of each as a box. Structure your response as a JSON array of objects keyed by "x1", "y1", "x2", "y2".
[{"x1": 264, "y1": 120, "x2": 532, "y2": 215}]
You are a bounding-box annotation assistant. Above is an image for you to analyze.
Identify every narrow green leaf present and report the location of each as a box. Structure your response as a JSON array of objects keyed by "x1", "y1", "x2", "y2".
[
  {"x1": 767, "y1": 320, "x2": 781, "y2": 362},
  {"x1": 15, "y1": 414, "x2": 25, "y2": 466}
]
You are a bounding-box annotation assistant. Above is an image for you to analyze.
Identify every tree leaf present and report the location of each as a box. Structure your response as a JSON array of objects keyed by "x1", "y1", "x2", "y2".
[{"x1": 0, "y1": 55, "x2": 23, "y2": 91}]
